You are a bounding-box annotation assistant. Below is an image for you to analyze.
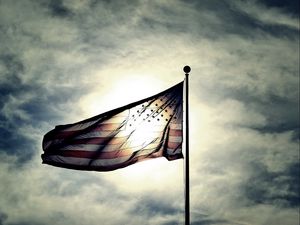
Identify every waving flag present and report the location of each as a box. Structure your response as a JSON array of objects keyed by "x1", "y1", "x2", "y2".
[{"x1": 42, "y1": 82, "x2": 183, "y2": 171}]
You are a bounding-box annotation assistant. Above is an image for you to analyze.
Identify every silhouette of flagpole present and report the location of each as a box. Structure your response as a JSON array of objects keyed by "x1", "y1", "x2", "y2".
[{"x1": 183, "y1": 65, "x2": 191, "y2": 225}]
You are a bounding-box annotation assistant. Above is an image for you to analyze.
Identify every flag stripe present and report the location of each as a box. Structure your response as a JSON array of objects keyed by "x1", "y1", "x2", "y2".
[
  {"x1": 43, "y1": 155, "x2": 132, "y2": 167},
  {"x1": 61, "y1": 115, "x2": 128, "y2": 131},
  {"x1": 45, "y1": 125, "x2": 182, "y2": 141},
  {"x1": 166, "y1": 148, "x2": 182, "y2": 155},
  {"x1": 42, "y1": 151, "x2": 183, "y2": 171},
  {"x1": 169, "y1": 129, "x2": 182, "y2": 136},
  {"x1": 43, "y1": 128, "x2": 182, "y2": 151},
  {"x1": 45, "y1": 123, "x2": 180, "y2": 140},
  {"x1": 43, "y1": 149, "x2": 132, "y2": 159},
  {"x1": 46, "y1": 123, "x2": 125, "y2": 139},
  {"x1": 54, "y1": 137, "x2": 182, "y2": 152},
  {"x1": 42, "y1": 141, "x2": 173, "y2": 160},
  {"x1": 167, "y1": 141, "x2": 182, "y2": 149},
  {"x1": 47, "y1": 140, "x2": 181, "y2": 154},
  {"x1": 44, "y1": 137, "x2": 128, "y2": 150},
  {"x1": 43, "y1": 147, "x2": 163, "y2": 166}
]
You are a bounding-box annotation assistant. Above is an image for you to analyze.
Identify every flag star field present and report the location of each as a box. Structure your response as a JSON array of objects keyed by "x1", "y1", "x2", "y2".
[{"x1": 0, "y1": 0, "x2": 299, "y2": 225}]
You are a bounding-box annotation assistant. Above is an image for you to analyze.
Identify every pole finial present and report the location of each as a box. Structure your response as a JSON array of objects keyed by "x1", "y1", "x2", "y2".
[{"x1": 183, "y1": 65, "x2": 191, "y2": 74}]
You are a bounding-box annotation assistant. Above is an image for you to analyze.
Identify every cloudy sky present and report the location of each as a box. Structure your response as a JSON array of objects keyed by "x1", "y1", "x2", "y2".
[{"x1": 0, "y1": 0, "x2": 299, "y2": 224}]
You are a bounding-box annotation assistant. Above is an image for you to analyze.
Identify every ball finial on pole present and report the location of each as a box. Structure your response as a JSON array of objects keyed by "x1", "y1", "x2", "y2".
[{"x1": 183, "y1": 65, "x2": 191, "y2": 74}]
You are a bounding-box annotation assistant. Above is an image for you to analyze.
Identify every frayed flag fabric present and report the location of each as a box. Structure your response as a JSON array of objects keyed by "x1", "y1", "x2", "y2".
[{"x1": 42, "y1": 82, "x2": 184, "y2": 171}]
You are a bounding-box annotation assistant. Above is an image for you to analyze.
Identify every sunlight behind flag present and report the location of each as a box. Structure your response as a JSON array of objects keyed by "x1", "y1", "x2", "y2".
[
  {"x1": 81, "y1": 75, "x2": 164, "y2": 117},
  {"x1": 42, "y1": 82, "x2": 184, "y2": 172}
]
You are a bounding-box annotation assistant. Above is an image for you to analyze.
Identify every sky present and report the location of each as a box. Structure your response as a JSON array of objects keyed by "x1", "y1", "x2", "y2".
[{"x1": 0, "y1": 0, "x2": 299, "y2": 225}]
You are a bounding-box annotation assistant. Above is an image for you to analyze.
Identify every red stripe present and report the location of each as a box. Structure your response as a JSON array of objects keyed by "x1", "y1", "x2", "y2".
[
  {"x1": 43, "y1": 137, "x2": 128, "y2": 152},
  {"x1": 70, "y1": 137, "x2": 127, "y2": 145},
  {"x1": 44, "y1": 149, "x2": 134, "y2": 159},
  {"x1": 167, "y1": 142, "x2": 182, "y2": 149},
  {"x1": 42, "y1": 150, "x2": 183, "y2": 172},
  {"x1": 43, "y1": 144, "x2": 163, "y2": 160},
  {"x1": 169, "y1": 129, "x2": 182, "y2": 136},
  {"x1": 46, "y1": 123, "x2": 123, "y2": 139},
  {"x1": 43, "y1": 141, "x2": 182, "y2": 160},
  {"x1": 42, "y1": 152, "x2": 183, "y2": 172}
]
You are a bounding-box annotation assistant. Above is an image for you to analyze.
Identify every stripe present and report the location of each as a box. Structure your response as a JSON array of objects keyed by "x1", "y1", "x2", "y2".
[
  {"x1": 42, "y1": 154, "x2": 131, "y2": 167},
  {"x1": 74, "y1": 131, "x2": 115, "y2": 139},
  {"x1": 44, "y1": 141, "x2": 181, "y2": 160},
  {"x1": 46, "y1": 123, "x2": 125, "y2": 139},
  {"x1": 56, "y1": 137, "x2": 166, "y2": 152},
  {"x1": 43, "y1": 136, "x2": 129, "y2": 151},
  {"x1": 48, "y1": 135, "x2": 166, "y2": 152},
  {"x1": 42, "y1": 148, "x2": 182, "y2": 172},
  {"x1": 168, "y1": 136, "x2": 182, "y2": 142},
  {"x1": 166, "y1": 147, "x2": 182, "y2": 155},
  {"x1": 44, "y1": 130, "x2": 182, "y2": 152},
  {"x1": 167, "y1": 142, "x2": 182, "y2": 149},
  {"x1": 169, "y1": 123, "x2": 182, "y2": 129},
  {"x1": 169, "y1": 129, "x2": 183, "y2": 136},
  {"x1": 43, "y1": 149, "x2": 134, "y2": 159},
  {"x1": 42, "y1": 146, "x2": 160, "y2": 165},
  {"x1": 42, "y1": 153, "x2": 164, "y2": 171},
  {"x1": 59, "y1": 144, "x2": 122, "y2": 152},
  {"x1": 45, "y1": 122, "x2": 182, "y2": 143},
  {"x1": 69, "y1": 137, "x2": 128, "y2": 145},
  {"x1": 60, "y1": 113, "x2": 129, "y2": 132},
  {"x1": 44, "y1": 126, "x2": 181, "y2": 146}
]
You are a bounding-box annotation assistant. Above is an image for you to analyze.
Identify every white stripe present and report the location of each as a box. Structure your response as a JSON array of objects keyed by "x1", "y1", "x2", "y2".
[
  {"x1": 61, "y1": 114, "x2": 128, "y2": 132},
  {"x1": 74, "y1": 131, "x2": 115, "y2": 139},
  {"x1": 43, "y1": 147, "x2": 159, "y2": 167},
  {"x1": 59, "y1": 144, "x2": 121, "y2": 152},
  {"x1": 169, "y1": 123, "x2": 182, "y2": 129},
  {"x1": 44, "y1": 131, "x2": 182, "y2": 151},
  {"x1": 135, "y1": 148, "x2": 159, "y2": 157},
  {"x1": 46, "y1": 140, "x2": 164, "y2": 154},
  {"x1": 169, "y1": 136, "x2": 182, "y2": 142},
  {"x1": 74, "y1": 128, "x2": 166, "y2": 139},
  {"x1": 166, "y1": 148, "x2": 182, "y2": 155},
  {"x1": 102, "y1": 117, "x2": 128, "y2": 125},
  {"x1": 43, "y1": 139, "x2": 64, "y2": 150},
  {"x1": 59, "y1": 120, "x2": 98, "y2": 132},
  {"x1": 59, "y1": 143, "x2": 156, "y2": 153}
]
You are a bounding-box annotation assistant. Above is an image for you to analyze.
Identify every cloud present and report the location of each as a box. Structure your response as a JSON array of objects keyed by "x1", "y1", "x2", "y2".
[{"x1": 0, "y1": 0, "x2": 299, "y2": 224}]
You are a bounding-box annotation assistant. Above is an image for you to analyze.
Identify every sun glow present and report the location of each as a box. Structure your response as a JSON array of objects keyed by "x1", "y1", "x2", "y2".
[
  {"x1": 79, "y1": 71, "x2": 184, "y2": 184},
  {"x1": 80, "y1": 73, "x2": 165, "y2": 118}
]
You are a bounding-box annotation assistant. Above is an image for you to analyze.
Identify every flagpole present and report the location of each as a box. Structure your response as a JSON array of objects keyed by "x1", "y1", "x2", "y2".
[{"x1": 183, "y1": 65, "x2": 191, "y2": 225}]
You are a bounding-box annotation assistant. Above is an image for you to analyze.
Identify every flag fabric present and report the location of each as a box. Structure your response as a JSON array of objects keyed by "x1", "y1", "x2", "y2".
[{"x1": 42, "y1": 82, "x2": 184, "y2": 172}]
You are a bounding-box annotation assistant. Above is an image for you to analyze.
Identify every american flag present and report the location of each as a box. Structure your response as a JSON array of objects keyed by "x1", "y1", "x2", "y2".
[{"x1": 42, "y1": 82, "x2": 183, "y2": 171}]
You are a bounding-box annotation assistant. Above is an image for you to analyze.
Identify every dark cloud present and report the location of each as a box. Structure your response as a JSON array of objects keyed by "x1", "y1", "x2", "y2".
[
  {"x1": 180, "y1": 0, "x2": 299, "y2": 39},
  {"x1": 259, "y1": 0, "x2": 300, "y2": 15},
  {"x1": 0, "y1": 54, "x2": 24, "y2": 79},
  {"x1": 241, "y1": 161, "x2": 299, "y2": 208},
  {"x1": 0, "y1": 211, "x2": 8, "y2": 225},
  {"x1": 42, "y1": 0, "x2": 73, "y2": 18},
  {"x1": 7, "y1": 222, "x2": 44, "y2": 225},
  {"x1": 228, "y1": 88, "x2": 298, "y2": 133},
  {"x1": 129, "y1": 194, "x2": 181, "y2": 218},
  {"x1": 191, "y1": 219, "x2": 229, "y2": 225},
  {"x1": 191, "y1": 213, "x2": 244, "y2": 225}
]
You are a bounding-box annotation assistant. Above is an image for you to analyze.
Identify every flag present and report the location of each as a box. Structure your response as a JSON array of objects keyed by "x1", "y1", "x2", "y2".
[{"x1": 42, "y1": 82, "x2": 184, "y2": 171}]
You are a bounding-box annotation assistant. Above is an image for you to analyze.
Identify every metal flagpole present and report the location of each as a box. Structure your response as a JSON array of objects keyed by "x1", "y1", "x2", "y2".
[{"x1": 183, "y1": 65, "x2": 191, "y2": 225}]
